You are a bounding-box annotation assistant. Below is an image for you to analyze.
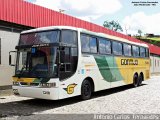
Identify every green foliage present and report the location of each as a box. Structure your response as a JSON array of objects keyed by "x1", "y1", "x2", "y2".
[
  {"x1": 138, "y1": 29, "x2": 142, "y2": 37},
  {"x1": 103, "y1": 20, "x2": 123, "y2": 32},
  {"x1": 135, "y1": 36, "x2": 160, "y2": 47}
]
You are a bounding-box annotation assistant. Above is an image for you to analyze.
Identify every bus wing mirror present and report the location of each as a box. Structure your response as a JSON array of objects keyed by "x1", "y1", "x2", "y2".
[{"x1": 9, "y1": 51, "x2": 16, "y2": 66}]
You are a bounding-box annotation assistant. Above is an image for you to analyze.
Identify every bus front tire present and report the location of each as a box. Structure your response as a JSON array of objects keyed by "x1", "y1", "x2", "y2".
[{"x1": 81, "y1": 80, "x2": 92, "y2": 100}]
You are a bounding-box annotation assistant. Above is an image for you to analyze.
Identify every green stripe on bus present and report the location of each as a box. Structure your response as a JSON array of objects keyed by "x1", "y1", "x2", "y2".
[{"x1": 94, "y1": 56, "x2": 123, "y2": 82}]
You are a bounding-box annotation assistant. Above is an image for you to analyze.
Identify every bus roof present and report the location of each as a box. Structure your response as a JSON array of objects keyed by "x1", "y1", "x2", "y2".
[
  {"x1": 21, "y1": 26, "x2": 148, "y2": 48},
  {"x1": 21, "y1": 26, "x2": 79, "y2": 33}
]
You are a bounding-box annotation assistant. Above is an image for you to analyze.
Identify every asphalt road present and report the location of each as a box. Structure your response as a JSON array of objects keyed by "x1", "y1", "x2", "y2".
[{"x1": 0, "y1": 75, "x2": 160, "y2": 119}]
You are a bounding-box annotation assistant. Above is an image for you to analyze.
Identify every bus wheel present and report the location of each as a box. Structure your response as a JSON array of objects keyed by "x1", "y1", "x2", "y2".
[
  {"x1": 138, "y1": 74, "x2": 143, "y2": 86},
  {"x1": 133, "y1": 74, "x2": 138, "y2": 87},
  {"x1": 81, "y1": 80, "x2": 92, "y2": 100}
]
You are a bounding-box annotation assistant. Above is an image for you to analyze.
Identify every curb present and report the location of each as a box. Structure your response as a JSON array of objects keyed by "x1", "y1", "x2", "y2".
[
  {"x1": 0, "y1": 85, "x2": 13, "y2": 96},
  {"x1": 0, "y1": 89, "x2": 13, "y2": 97}
]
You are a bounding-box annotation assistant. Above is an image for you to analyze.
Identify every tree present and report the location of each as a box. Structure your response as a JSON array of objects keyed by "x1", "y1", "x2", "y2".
[
  {"x1": 138, "y1": 29, "x2": 142, "y2": 37},
  {"x1": 103, "y1": 20, "x2": 123, "y2": 32}
]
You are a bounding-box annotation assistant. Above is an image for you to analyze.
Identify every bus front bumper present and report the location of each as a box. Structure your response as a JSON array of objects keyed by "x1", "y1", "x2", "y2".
[{"x1": 12, "y1": 86, "x2": 59, "y2": 100}]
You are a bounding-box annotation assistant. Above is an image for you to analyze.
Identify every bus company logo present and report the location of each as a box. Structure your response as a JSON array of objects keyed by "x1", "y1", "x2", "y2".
[
  {"x1": 63, "y1": 83, "x2": 77, "y2": 94},
  {"x1": 121, "y1": 59, "x2": 138, "y2": 65}
]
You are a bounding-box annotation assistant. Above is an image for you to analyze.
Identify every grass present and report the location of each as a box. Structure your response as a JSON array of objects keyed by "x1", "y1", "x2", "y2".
[
  {"x1": 146, "y1": 37, "x2": 160, "y2": 41},
  {"x1": 138, "y1": 36, "x2": 160, "y2": 41},
  {"x1": 134, "y1": 36, "x2": 160, "y2": 46}
]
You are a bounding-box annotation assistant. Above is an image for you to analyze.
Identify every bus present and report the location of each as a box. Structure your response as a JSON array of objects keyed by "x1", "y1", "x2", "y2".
[{"x1": 9, "y1": 26, "x2": 150, "y2": 100}]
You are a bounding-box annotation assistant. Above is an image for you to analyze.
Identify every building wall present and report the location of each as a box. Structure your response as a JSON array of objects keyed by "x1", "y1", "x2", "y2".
[
  {"x1": 150, "y1": 55, "x2": 160, "y2": 74},
  {"x1": 0, "y1": 29, "x2": 19, "y2": 86}
]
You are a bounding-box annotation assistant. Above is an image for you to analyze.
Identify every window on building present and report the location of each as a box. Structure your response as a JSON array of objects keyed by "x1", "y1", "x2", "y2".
[
  {"x1": 99, "y1": 38, "x2": 111, "y2": 54},
  {"x1": 112, "y1": 41, "x2": 122, "y2": 55},
  {"x1": 123, "y1": 43, "x2": 131, "y2": 56},
  {"x1": 132, "y1": 45, "x2": 140, "y2": 57},
  {"x1": 140, "y1": 47, "x2": 146, "y2": 57}
]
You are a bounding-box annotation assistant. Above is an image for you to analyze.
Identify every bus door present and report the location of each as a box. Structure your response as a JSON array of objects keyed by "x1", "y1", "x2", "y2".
[
  {"x1": 59, "y1": 30, "x2": 78, "y2": 81},
  {"x1": 59, "y1": 46, "x2": 78, "y2": 80}
]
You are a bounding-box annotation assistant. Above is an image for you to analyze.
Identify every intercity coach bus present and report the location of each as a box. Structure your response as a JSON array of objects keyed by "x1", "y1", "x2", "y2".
[{"x1": 9, "y1": 26, "x2": 150, "y2": 100}]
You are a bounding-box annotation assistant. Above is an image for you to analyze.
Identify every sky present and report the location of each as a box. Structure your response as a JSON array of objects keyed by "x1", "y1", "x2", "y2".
[{"x1": 25, "y1": 0, "x2": 160, "y2": 35}]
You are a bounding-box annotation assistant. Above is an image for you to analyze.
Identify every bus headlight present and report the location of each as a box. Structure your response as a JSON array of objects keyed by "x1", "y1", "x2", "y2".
[{"x1": 39, "y1": 83, "x2": 56, "y2": 88}]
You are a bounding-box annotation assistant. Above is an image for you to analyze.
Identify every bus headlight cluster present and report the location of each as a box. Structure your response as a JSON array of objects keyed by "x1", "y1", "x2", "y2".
[
  {"x1": 39, "y1": 83, "x2": 56, "y2": 88},
  {"x1": 13, "y1": 89, "x2": 20, "y2": 95},
  {"x1": 13, "y1": 82, "x2": 19, "y2": 86}
]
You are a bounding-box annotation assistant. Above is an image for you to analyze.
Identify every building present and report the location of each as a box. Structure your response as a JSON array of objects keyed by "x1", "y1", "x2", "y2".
[{"x1": 0, "y1": 0, "x2": 160, "y2": 88}]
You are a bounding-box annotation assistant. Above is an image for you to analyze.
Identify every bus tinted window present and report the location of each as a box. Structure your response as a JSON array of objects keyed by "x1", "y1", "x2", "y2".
[
  {"x1": 80, "y1": 34, "x2": 97, "y2": 53},
  {"x1": 132, "y1": 46, "x2": 139, "y2": 57},
  {"x1": 112, "y1": 41, "x2": 122, "y2": 55},
  {"x1": 123, "y1": 43, "x2": 131, "y2": 56},
  {"x1": 61, "y1": 30, "x2": 77, "y2": 45},
  {"x1": 145, "y1": 48, "x2": 149, "y2": 57},
  {"x1": 99, "y1": 39, "x2": 106, "y2": 54},
  {"x1": 106, "y1": 40, "x2": 111, "y2": 54},
  {"x1": 99, "y1": 38, "x2": 111, "y2": 54},
  {"x1": 140, "y1": 47, "x2": 145, "y2": 57},
  {"x1": 90, "y1": 37, "x2": 97, "y2": 53},
  {"x1": 20, "y1": 30, "x2": 60, "y2": 45},
  {"x1": 81, "y1": 34, "x2": 90, "y2": 53}
]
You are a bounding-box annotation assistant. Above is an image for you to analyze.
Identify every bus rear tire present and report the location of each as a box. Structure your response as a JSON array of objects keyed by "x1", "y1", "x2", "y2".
[
  {"x1": 133, "y1": 74, "x2": 138, "y2": 87},
  {"x1": 81, "y1": 80, "x2": 92, "y2": 100},
  {"x1": 138, "y1": 74, "x2": 143, "y2": 86}
]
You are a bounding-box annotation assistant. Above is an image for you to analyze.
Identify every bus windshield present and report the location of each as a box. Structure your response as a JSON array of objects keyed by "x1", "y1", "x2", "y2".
[
  {"x1": 15, "y1": 47, "x2": 58, "y2": 78},
  {"x1": 19, "y1": 30, "x2": 60, "y2": 45}
]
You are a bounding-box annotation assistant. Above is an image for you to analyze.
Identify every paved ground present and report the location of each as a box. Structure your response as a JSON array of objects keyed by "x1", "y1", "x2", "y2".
[{"x1": 0, "y1": 76, "x2": 160, "y2": 119}]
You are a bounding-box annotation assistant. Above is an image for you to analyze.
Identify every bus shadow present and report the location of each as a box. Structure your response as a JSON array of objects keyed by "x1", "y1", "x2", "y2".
[
  {"x1": 92, "y1": 84, "x2": 147, "y2": 98},
  {"x1": 0, "y1": 84, "x2": 147, "y2": 118}
]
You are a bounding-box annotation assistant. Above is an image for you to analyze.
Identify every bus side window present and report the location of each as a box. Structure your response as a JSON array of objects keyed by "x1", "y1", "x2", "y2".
[
  {"x1": 132, "y1": 45, "x2": 140, "y2": 57},
  {"x1": 81, "y1": 34, "x2": 90, "y2": 53},
  {"x1": 140, "y1": 47, "x2": 145, "y2": 57},
  {"x1": 112, "y1": 41, "x2": 122, "y2": 55},
  {"x1": 99, "y1": 39, "x2": 106, "y2": 54},
  {"x1": 61, "y1": 30, "x2": 77, "y2": 46},
  {"x1": 90, "y1": 37, "x2": 97, "y2": 53},
  {"x1": 145, "y1": 48, "x2": 149, "y2": 57},
  {"x1": 123, "y1": 43, "x2": 131, "y2": 56},
  {"x1": 99, "y1": 38, "x2": 111, "y2": 54}
]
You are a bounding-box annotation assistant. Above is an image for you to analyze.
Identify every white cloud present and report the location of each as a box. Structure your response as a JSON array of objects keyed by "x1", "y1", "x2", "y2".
[
  {"x1": 33, "y1": 0, "x2": 61, "y2": 11},
  {"x1": 31, "y1": 0, "x2": 122, "y2": 22},
  {"x1": 122, "y1": 12, "x2": 160, "y2": 35}
]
